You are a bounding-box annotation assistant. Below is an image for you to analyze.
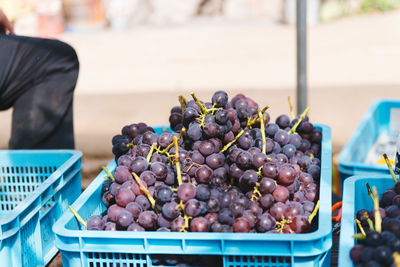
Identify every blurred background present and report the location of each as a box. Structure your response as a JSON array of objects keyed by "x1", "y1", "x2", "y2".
[{"x1": 0, "y1": 0, "x2": 399, "y2": 187}]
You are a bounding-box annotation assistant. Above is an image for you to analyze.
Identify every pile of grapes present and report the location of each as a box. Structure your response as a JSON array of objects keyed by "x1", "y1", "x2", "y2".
[
  {"x1": 86, "y1": 91, "x2": 322, "y2": 234},
  {"x1": 350, "y1": 175, "x2": 400, "y2": 267}
]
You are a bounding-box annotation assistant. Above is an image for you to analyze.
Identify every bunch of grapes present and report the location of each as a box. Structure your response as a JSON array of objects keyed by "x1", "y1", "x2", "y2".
[
  {"x1": 349, "y1": 176, "x2": 400, "y2": 267},
  {"x1": 87, "y1": 91, "x2": 322, "y2": 237}
]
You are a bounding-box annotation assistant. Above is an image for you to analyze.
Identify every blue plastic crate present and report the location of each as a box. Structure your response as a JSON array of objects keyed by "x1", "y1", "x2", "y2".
[
  {"x1": 0, "y1": 150, "x2": 82, "y2": 266},
  {"x1": 338, "y1": 175, "x2": 395, "y2": 267},
  {"x1": 338, "y1": 99, "x2": 400, "y2": 192},
  {"x1": 53, "y1": 125, "x2": 332, "y2": 267}
]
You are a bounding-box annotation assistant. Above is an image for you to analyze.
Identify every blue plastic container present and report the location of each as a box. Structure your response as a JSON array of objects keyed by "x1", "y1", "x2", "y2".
[
  {"x1": 0, "y1": 150, "x2": 82, "y2": 267},
  {"x1": 338, "y1": 99, "x2": 400, "y2": 192},
  {"x1": 338, "y1": 175, "x2": 394, "y2": 267},
  {"x1": 53, "y1": 125, "x2": 332, "y2": 267}
]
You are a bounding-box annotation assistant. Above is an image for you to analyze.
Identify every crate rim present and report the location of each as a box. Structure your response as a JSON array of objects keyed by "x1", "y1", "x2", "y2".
[
  {"x1": 338, "y1": 98, "x2": 400, "y2": 169},
  {"x1": 338, "y1": 174, "x2": 395, "y2": 267},
  {"x1": 0, "y1": 149, "x2": 82, "y2": 226},
  {"x1": 53, "y1": 124, "x2": 332, "y2": 246}
]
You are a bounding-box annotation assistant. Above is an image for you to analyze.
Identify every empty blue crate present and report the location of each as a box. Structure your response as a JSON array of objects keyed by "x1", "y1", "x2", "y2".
[
  {"x1": 0, "y1": 150, "x2": 82, "y2": 266},
  {"x1": 53, "y1": 125, "x2": 332, "y2": 267},
  {"x1": 338, "y1": 175, "x2": 395, "y2": 267},
  {"x1": 338, "y1": 99, "x2": 400, "y2": 191}
]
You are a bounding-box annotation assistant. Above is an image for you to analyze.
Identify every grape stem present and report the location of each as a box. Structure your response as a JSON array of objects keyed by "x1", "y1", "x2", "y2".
[
  {"x1": 102, "y1": 166, "x2": 115, "y2": 181},
  {"x1": 364, "y1": 212, "x2": 375, "y2": 231},
  {"x1": 173, "y1": 136, "x2": 183, "y2": 186},
  {"x1": 179, "y1": 95, "x2": 187, "y2": 117},
  {"x1": 180, "y1": 214, "x2": 191, "y2": 232},
  {"x1": 146, "y1": 142, "x2": 158, "y2": 163},
  {"x1": 288, "y1": 106, "x2": 310, "y2": 134},
  {"x1": 246, "y1": 105, "x2": 270, "y2": 128},
  {"x1": 159, "y1": 128, "x2": 186, "y2": 155},
  {"x1": 288, "y1": 96, "x2": 295, "y2": 120},
  {"x1": 372, "y1": 186, "x2": 382, "y2": 233},
  {"x1": 308, "y1": 200, "x2": 320, "y2": 223},
  {"x1": 275, "y1": 216, "x2": 290, "y2": 233},
  {"x1": 393, "y1": 252, "x2": 400, "y2": 266},
  {"x1": 366, "y1": 182, "x2": 374, "y2": 202},
  {"x1": 258, "y1": 109, "x2": 267, "y2": 154},
  {"x1": 250, "y1": 183, "x2": 262, "y2": 201},
  {"x1": 220, "y1": 130, "x2": 245, "y2": 153},
  {"x1": 190, "y1": 92, "x2": 208, "y2": 115},
  {"x1": 352, "y1": 233, "x2": 366, "y2": 240},
  {"x1": 131, "y1": 171, "x2": 157, "y2": 211},
  {"x1": 68, "y1": 205, "x2": 87, "y2": 229},
  {"x1": 383, "y1": 153, "x2": 398, "y2": 183},
  {"x1": 355, "y1": 219, "x2": 366, "y2": 236}
]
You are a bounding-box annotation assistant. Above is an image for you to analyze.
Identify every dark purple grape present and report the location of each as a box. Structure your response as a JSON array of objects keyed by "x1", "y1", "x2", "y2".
[
  {"x1": 117, "y1": 155, "x2": 133, "y2": 168},
  {"x1": 113, "y1": 166, "x2": 132, "y2": 184},
  {"x1": 135, "y1": 194, "x2": 151, "y2": 210},
  {"x1": 274, "y1": 130, "x2": 289, "y2": 146},
  {"x1": 273, "y1": 142, "x2": 281, "y2": 154},
  {"x1": 288, "y1": 133, "x2": 302, "y2": 149},
  {"x1": 205, "y1": 153, "x2": 225, "y2": 170},
  {"x1": 205, "y1": 212, "x2": 219, "y2": 225},
  {"x1": 171, "y1": 216, "x2": 185, "y2": 232},
  {"x1": 138, "y1": 210, "x2": 157, "y2": 229},
  {"x1": 187, "y1": 124, "x2": 202, "y2": 141},
  {"x1": 206, "y1": 197, "x2": 220, "y2": 213},
  {"x1": 215, "y1": 109, "x2": 229, "y2": 124},
  {"x1": 259, "y1": 194, "x2": 274, "y2": 209},
  {"x1": 289, "y1": 215, "x2": 311, "y2": 233},
  {"x1": 232, "y1": 217, "x2": 251, "y2": 233},
  {"x1": 276, "y1": 114, "x2": 290, "y2": 129},
  {"x1": 236, "y1": 151, "x2": 252, "y2": 169},
  {"x1": 278, "y1": 165, "x2": 296, "y2": 185},
  {"x1": 157, "y1": 186, "x2": 173, "y2": 202},
  {"x1": 130, "y1": 156, "x2": 148, "y2": 174},
  {"x1": 104, "y1": 221, "x2": 117, "y2": 231},
  {"x1": 238, "y1": 131, "x2": 253, "y2": 150},
  {"x1": 203, "y1": 123, "x2": 220, "y2": 138},
  {"x1": 299, "y1": 139, "x2": 311, "y2": 152},
  {"x1": 87, "y1": 215, "x2": 104, "y2": 230},
  {"x1": 230, "y1": 202, "x2": 245, "y2": 218},
  {"x1": 270, "y1": 202, "x2": 287, "y2": 220},
  {"x1": 184, "y1": 199, "x2": 202, "y2": 217},
  {"x1": 219, "y1": 208, "x2": 235, "y2": 225},
  {"x1": 150, "y1": 162, "x2": 168, "y2": 180},
  {"x1": 265, "y1": 123, "x2": 279, "y2": 137},
  {"x1": 107, "y1": 204, "x2": 125, "y2": 222},
  {"x1": 198, "y1": 140, "x2": 216, "y2": 156},
  {"x1": 252, "y1": 153, "x2": 269, "y2": 168},
  {"x1": 126, "y1": 202, "x2": 142, "y2": 219},
  {"x1": 190, "y1": 217, "x2": 209, "y2": 232},
  {"x1": 349, "y1": 245, "x2": 364, "y2": 264},
  {"x1": 259, "y1": 177, "x2": 276, "y2": 194},
  {"x1": 161, "y1": 201, "x2": 179, "y2": 220},
  {"x1": 117, "y1": 209, "x2": 134, "y2": 229},
  {"x1": 229, "y1": 163, "x2": 244, "y2": 180},
  {"x1": 157, "y1": 214, "x2": 172, "y2": 228},
  {"x1": 262, "y1": 162, "x2": 278, "y2": 179},
  {"x1": 183, "y1": 107, "x2": 198, "y2": 128},
  {"x1": 275, "y1": 153, "x2": 288, "y2": 164},
  {"x1": 196, "y1": 184, "x2": 211, "y2": 201},
  {"x1": 189, "y1": 150, "x2": 205, "y2": 164},
  {"x1": 115, "y1": 188, "x2": 136, "y2": 207},
  {"x1": 256, "y1": 213, "x2": 276, "y2": 232},
  {"x1": 127, "y1": 222, "x2": 145, "y2": 231},
  {"x1": 212, "y1": 90, "x2": 228, "y2": 107},
  {"x1": 307, "y1": 164, "x2": 321, "y2": 180},
  {"x1": 239, "y1": 170, "x2": 258, "y2": 192},
  {"x1": 177, "y1": 183, "x2": 196, "y2": 201},
  {"x1": 282, "y1": 144, "x2": 296, "y2": 158},
  {"x1": 140, "y1": 171, "x2": 156, "y2": 186}
]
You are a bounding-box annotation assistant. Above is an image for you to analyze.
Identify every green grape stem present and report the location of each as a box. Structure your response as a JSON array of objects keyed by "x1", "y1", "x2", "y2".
[
  {"x1": 308, "y1": 200, "x2": 320, "y2": 224},
  {"x1": 258, "y1": 109, "x2": 267, "y2": 154},
  {"x1": 190, "y1": 92, "x2": 208, "y2": 115},
  {"x1": 179, "y1": 95, "x2": 187, "y2": 117},
  {"x1": 288, "y1": 96, "x2": 295, "y2": 120},
  {"x1": 363, "y1": 212, "x2": 374, "y2": 231},
  {"x1": 355, "y1": 219, "x2": 366, "y2": 236},
  {"x1": 288, "y1": 106, "x2": 310, "y2": 134},
  {"x1": 353, "y1": 233, "x2": 366, "y2": 240},
  {"x1": 102, "y1": 166, "x2": 115, "y2": 181},
  {"x1": 131, "y1": 171, "x2": 157, "y2": 210},
  {"x1": 220, "y1": 130, "x2": 245, "y2": 153},
  {"x1": 68, "y1": 205, "x2": 87, "y2": 229},
  {"x1": 180, "y1": 214, "x2": 191, "y2": 232},
  {"x1": 383, "y1": 153, "x2": 398, "y2": 183},
  {"x1": 146, "y1": 142, "x2": 158, "y2": 163},
  {"x1": 372, "y1": 186, "x2": 382, "y2": 233},
  {"x1": 173, "y1": 136, "x2": 183, "y2": 185},
  {"x1": 366, "y1": 182, "x2": 374, "y2": 202}
]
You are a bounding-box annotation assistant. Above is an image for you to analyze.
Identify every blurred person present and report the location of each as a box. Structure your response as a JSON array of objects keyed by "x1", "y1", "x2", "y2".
[{"x1": 0, "y1": 8, "x2": 79, "y2": 149}]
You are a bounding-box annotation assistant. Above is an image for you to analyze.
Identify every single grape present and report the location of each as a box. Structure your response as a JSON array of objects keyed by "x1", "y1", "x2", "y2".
[
  {"x1": 87, "y1": 215, "x2": 104, "y2": 230},
  {"x1": 205, "y1": 153, "x2": 225, "y2": 170},
  {"x1": 256, "y1": 213, "x2": 276, "y2": 232},
  {"x1": 177, "y1": 183, "x2": 196, "y2": 201},
  {"x1": 116, "y1": 209, "x2": 134, "y2": 229},
  {"x1": 135, "y1": 194, "x2": 151, "y2": 210},
  {"x1": 190, "y1": 217, "x2": 209, "y2": 232},
  {"x1": 115, "y1": 188, "x2": 136, "y2": 207},
  {"x1": 232, "y1": 217, "x2": 251, "y2": 233},
  {"x1": 127, "y1": 222, "x2": 145, "y2": 231},
  {"x1": 157, "y1": 186, "x2": 173, "y2": 202},
  {"x1": 138, "y1": 210, "x2": 158, "y2": 229},
  {"x1": 107, "y1": 204, "x2": 125, "y2": 222},
  {"x1": 184, "y1": 199, "x2": 202, "y2": 217}
]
